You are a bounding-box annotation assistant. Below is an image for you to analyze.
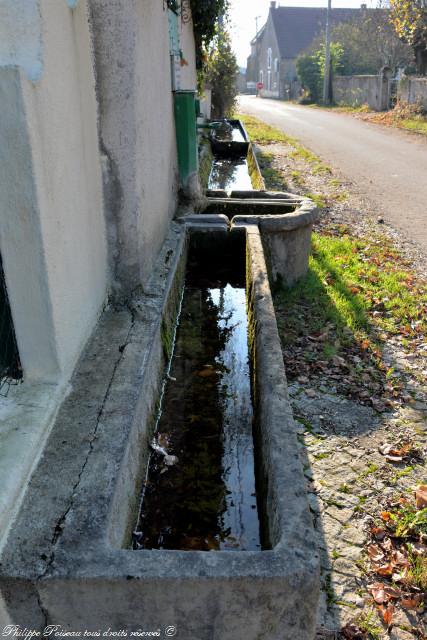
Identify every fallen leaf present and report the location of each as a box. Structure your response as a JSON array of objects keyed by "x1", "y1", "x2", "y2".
[
  {"x1": 374, "y1": 563, "x2": 393, "y2": 577},
  {"x1": 371, "y1": 398, "x2": 386, "y2": 412},
  {"x1": 197, "y1": 368, "x2": 217, "y2": 378},
  {"x1": 368, "y1": 582, "x2": 387, "y2": 604},
  {"x1": 377, "y1": 602, "x2": 394, "y2": 627},
  {"x1": 370, "y1": 527, "x2": 387, "y2": 540},
  {"x1": 409, "y1": 541, "x2": 427, "y2": 556},
  {"x1": 379, "y1": 442, "x2": 416, "y2": 463},
  {"x1": 308, "y1": 331, "x2": 329, "y2": 342},
  {"x1": 164, "y1": 454, "x2": 179, "y2": 466},
  {"x1": 383, "y1": 585, "x2": 402, "y2": 600},
  {"x1": 332, "y1": 355, "x2": 346, "y2": 367},
  {"x1": 368, "y1": 583, "x2": 402, "y2": 604},
  {"x1": 391, "y1": 550, "x2": 410, "y2": 568},
  {"x1": 379, "y1": 444, "x2": 393, "y2": 455},
  {"x1": 385, "y1": 454, "x2": 403, "y2": 463},
  {"x1": 381, "y1": 537, "x2": 393, "y2": 553},
  {"x1": 368, "y1": 544, "x2": 385, "y2": 563},
  {"x1": 400, "y1": 594, "x2": 425, "y2": 610},
  {"x1": 415, "y1": 485, "x2": 427, "y2": 509},
  {"x1": 392, "y1": 566, "x2": 410, "y2": 584}
]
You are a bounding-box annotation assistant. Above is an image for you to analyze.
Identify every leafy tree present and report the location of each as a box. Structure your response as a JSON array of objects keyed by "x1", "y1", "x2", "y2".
[
  {"x1": 329, "y1": 10, "x2": 413, "y2": 74},
  {"x1": 205, "y1": 28, "x2": 239, "y2": 117},
  {"x1": 304, "y1": 8, "x2": 413, "y2": 79},
  {"x1": 296, "y1": 54, "x2": 322, "y2": 103},
  {"x1": 389, "y1": 0, "x2": 427, "y2": 74},
  {"x1": 296, "y1": 42, "x2": 344, "y2": 103},
  {"x1": 190, "y1": 0, "x2": 229, "y2": 68}
]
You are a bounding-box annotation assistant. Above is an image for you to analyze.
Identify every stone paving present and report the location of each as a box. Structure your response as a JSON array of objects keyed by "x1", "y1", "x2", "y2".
[
  {"x1": 250, "y1": 137, "x2": 427, "y2": 638},
  {"x1": 290, "y1": 384, "x2": 427, "y2": 638}
]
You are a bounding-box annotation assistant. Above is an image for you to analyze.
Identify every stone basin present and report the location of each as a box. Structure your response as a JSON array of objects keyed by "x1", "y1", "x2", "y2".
[
  {"x1": 202, "y1": 190, "x2": 320, "y2": 287},
  {"x1": 0, "y1": 220, "x2": 319, "y2": 639}
]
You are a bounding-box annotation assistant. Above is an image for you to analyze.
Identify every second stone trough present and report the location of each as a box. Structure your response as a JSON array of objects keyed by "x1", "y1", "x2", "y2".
[{"x1": 202, "y1": 119, "x2": 320, "y2": 287}]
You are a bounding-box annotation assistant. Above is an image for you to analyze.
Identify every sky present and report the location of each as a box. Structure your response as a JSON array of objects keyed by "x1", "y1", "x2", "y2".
[{"x1": 229, "y1": 0, "x2": 379, "y2": 67}]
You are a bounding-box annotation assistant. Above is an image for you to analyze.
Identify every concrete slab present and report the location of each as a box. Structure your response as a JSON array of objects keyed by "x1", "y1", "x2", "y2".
[{"x1": 0, "y1": 381, "x2": 69, "y2": 548}]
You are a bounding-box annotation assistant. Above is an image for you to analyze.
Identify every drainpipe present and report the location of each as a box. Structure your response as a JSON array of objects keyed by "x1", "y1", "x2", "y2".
[{"x1": 173, "y1": 90, "x2": 198, "y2": 189}]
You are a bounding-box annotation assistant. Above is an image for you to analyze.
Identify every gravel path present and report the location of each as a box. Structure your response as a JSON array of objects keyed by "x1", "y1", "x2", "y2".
[
  {"x1": 239, "y1": 95, "x2": 427, "y2": 262},
  {"x1": 249, "y1": 135, "x2": 427, "y2": 639}
]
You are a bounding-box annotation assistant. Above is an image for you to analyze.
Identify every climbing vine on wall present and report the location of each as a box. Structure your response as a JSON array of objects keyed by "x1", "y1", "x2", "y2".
[{"x1": 189, "y1": 0, "x2": 229, "y2": 68}]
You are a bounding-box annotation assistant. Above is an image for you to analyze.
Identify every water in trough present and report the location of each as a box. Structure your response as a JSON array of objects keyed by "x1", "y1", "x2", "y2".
[
  {"x1": 135, "y1": 235, "x2": 261, "y2": 551},
  {"x1": 208, "y1": 158, "x2": 253, "y2": 191}
]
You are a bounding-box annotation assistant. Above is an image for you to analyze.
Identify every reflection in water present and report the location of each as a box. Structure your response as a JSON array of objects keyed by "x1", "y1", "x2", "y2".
[
  {"x1": 212, "y1": 122, "x2": 246, "y2": 143},
  {"x1": 136, "y1": 243, "x2": 260, "y2": 551},
  {"x1": 208, "y1": 158, "x2": 253, "y2": 191}
]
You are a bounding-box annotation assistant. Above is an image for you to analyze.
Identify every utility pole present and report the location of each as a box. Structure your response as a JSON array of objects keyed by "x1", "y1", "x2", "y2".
[{"x1": 323, "y1": 0, "x2": 332, "y2": 104}]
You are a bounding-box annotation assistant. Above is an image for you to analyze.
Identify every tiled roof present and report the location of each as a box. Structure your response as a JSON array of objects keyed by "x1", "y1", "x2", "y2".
[{"x1": 271, "y1": 7, "x2": 361, "y2": 59}]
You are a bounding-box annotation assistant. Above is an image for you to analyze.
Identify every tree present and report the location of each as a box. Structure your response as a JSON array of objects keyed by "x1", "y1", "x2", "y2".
[
  {"x1": 189, "y1": 0, "x2": 229, "y2": 68},
  {"x1": 330, "y1": 9, "x2": 413, "y2": 74},
  {"x1": 304, "y1": 8, "x2": 413, "y2": 79},
  {"x1": 296, "y1": 42, "x2": 344, "y2": 103},
  {"x1": 389, "y1": 0, "x2": 427, "y2": 74},
  {"x1": 296, "y1": 54, "x2": 322, "y2": 103},
  {"x1": 205, "y1": 29, "x2": 239, "y2": 118}
]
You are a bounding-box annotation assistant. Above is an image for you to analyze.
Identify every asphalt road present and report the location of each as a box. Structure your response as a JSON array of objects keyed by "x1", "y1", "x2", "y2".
[{"x1": 239, "y1": 95, "x2": 427, "y2": 254}]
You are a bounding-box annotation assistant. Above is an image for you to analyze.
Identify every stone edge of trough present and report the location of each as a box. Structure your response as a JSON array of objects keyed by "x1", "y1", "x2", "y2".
[{"x1": 0, "y1": 219, "x2": 319, "y2": 638}]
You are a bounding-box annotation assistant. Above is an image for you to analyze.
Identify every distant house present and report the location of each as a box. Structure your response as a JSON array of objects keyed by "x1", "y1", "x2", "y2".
[{"x1": 247, "y1": 2, "x2": 366, "y2": 100}]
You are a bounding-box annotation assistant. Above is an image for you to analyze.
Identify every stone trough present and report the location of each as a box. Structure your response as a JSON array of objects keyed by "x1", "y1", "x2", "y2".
[
  {"x1": 209, "y1": 119, "x2": 250, "y2": 158},
  {"x1": 203, "y1": 190, "x2": 320, "y2": 288},
  {"x1": 0, "y1": 220, "x2": 319, "y2": 639},
  {"x1": 203, "y1": 120, "x2": 321, "y2": 287}
]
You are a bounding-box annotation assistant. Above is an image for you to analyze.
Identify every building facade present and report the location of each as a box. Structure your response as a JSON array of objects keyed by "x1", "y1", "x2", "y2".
[{"x1": 247, "y1": 2, "x2": 364, "y2": 100}]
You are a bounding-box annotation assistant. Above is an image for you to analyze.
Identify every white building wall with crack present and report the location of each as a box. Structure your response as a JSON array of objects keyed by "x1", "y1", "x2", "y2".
[
  {"x1": 0, "y1": 0, "x2": 108, "y2": 598},
  {"x1": 176, "y1": 0, "x2": 197, "y2": 91},
  {"x1": 88, "y1": 0, "x2": 180, "y2": 299},
  {"x1": 0, "y1": 0, "x2": 108, "y2": 383}
]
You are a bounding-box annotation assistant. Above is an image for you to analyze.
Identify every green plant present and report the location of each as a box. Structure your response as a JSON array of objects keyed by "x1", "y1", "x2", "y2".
[
  {"x1": 205, "y1": 28, "x2": 238, "y2": 118},
  {"x1": 360, "y1": 463, "x2": 379, "y2": 479},
  {"x1": 407, "y1": 550, "x2": 427, "y2": 591},
  {"x1": 355, "y1": 609, "x2": 383, "y2": 640},
  {"x1": 338, "y1": 483, "x2": 351, "y2": 494},
  {"x1": 296, "y1": 42, "x2": 344, "y2": 103},
  {"x1": 393, "y1": 504, "x2": 427, "y2": 538},
  {"x1": 190, "y1": 0, "x2": 229, "y2": 68},
  {"x1": 296, "y1": 53, "x2": 322, "y2": 103}
]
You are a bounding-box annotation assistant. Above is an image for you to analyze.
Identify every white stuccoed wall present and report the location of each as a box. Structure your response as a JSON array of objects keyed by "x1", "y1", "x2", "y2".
[
  {"x1": 177, "y1": 3, "x2": 197, "y2": 91},
  {"x1": 89, "y1": 0, "x2": 179, "y2": 297},
  {"x1": 0, "y1": 0, "x2": 108, "y2": 382},
  {"x1": 0, "y1": 0, "x2": 43, "y2": 82},
  {"x1": 0, "y1": 0, "x2": 108, "y2": 592}
]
